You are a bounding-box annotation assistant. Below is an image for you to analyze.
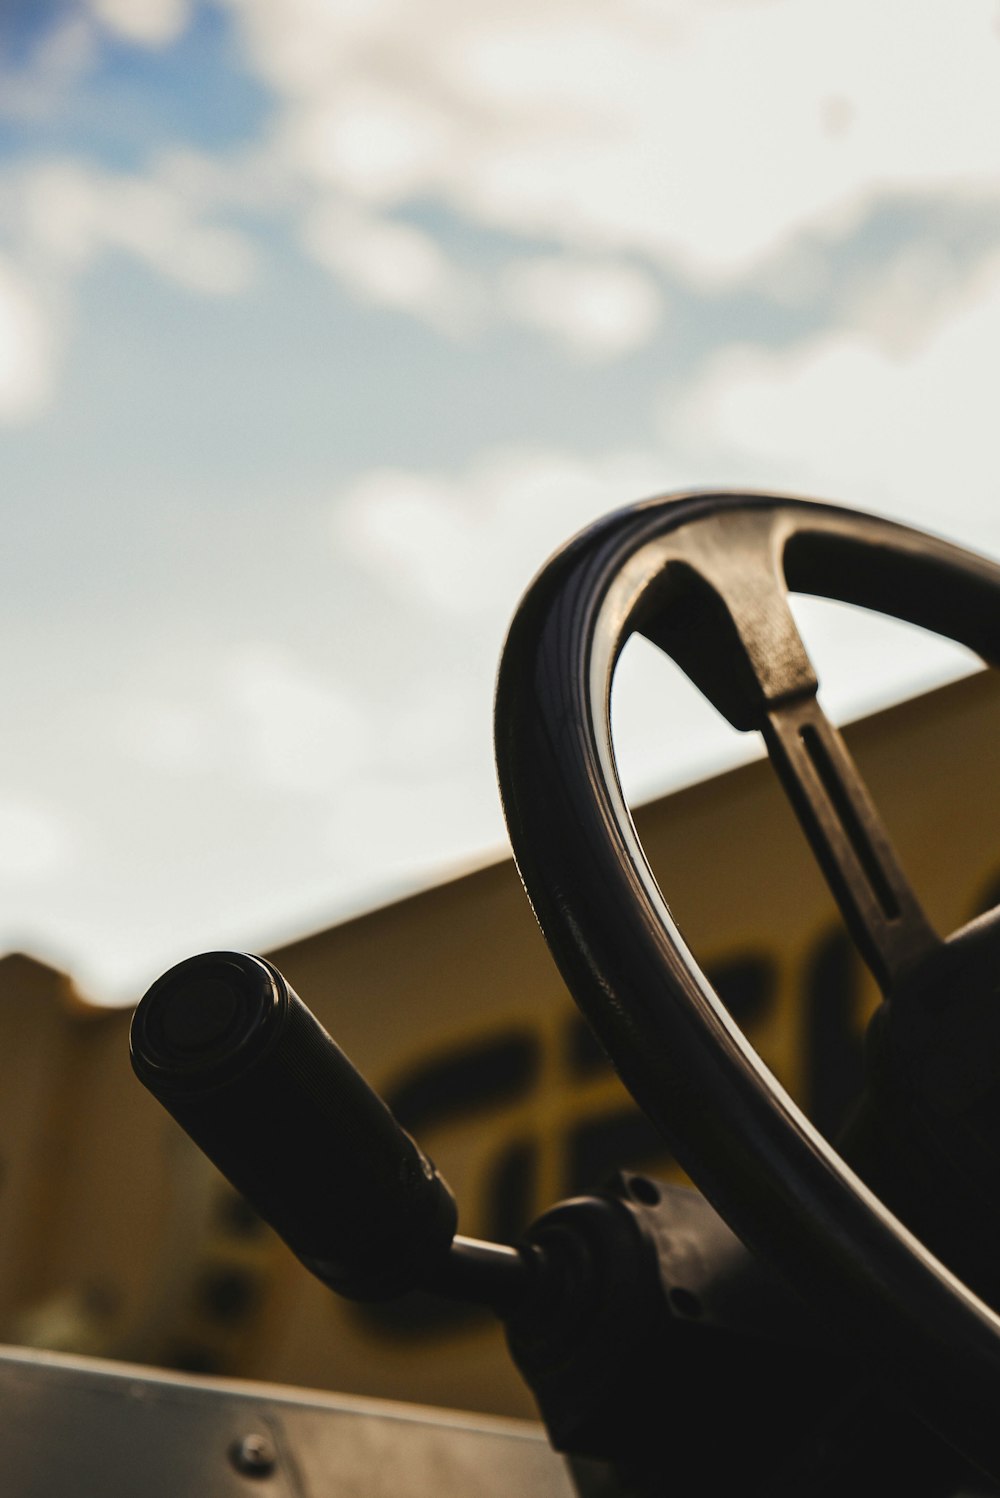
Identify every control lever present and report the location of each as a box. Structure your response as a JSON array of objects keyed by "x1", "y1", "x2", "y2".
[
  {"x1": 132, "y1": 950, "x2": 892, "y2": 1491},
  {"x1": 130, "y1": 951, "x2": 532, "y2": 1309}
]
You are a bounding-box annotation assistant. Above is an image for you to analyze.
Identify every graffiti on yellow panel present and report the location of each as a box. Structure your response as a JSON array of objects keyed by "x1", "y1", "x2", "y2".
[{"x1": 332, "y1": 923, "x2": 875, "y2": 1343}]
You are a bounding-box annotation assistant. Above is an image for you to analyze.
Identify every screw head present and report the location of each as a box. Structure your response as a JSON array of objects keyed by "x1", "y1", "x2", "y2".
[{"x1": 230, "y1": 1432, "x2": 277, "y2": 1477}]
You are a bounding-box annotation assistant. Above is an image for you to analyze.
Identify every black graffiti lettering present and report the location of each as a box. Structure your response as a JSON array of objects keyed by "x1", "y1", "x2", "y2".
[
  {"x1": 356, "y1": 958, "x2": 779, "y2": 1339},
  {"x1": 358, "y1": 1029, "x2": 541, "y2": 1339},
  {"x1": 354, "y1": 1286, "x2": 483, "y2": 1339},
  {"x1": 802, "y1": 925, "x2": 866, "y2": 1137},
  {"x1": 165, "y1": 1343, "x2": 223, "y2": 1375},
  {"x1": 706, "y1": 955, "x2": 777, "y2": 1029},
  {"x1": 565, "y1": 1011, "x2": 613, "y2": 1077},
  {"x1": 484, "y1": 1138, "x2": 537, "y2": 1243},
  {"x1": 197, "y1": 1266, "x2": 260, "y2": 1324},
  {"x1": 384, "y1": 1029, "x2": 540, "y2": 1134}
]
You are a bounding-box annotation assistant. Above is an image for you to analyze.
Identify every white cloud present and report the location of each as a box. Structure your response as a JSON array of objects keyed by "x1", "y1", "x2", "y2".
[
  {"x1": 0, "y1": 800, "x2": 76, "y2": 881},
  {"x1": 220, "y1": 0, "x2": 399, "y2": 100},
  {"x1": 117, "y1": 698, "x2": 209, "y2": 774},
  {"x1": 224, "y1": 644, "x2": 370, "y2": 795},
  {"x1": 302, "y1": 203, "x2": 480, "y2": 330},
  {"x1": 15, "y1": 157, "x2": 257, "y2": 296},
  {"x1": 281, "y1": 81, "x2": 458, "y2": 204},
  {"x1": 500, "y1": 254, "x2": 663, "y2": 360},
  {"x1": 842, "y1": 239, "x2": 1000, "y2": 358},
  {"x1": 662, "y1": 260, "x2": 1000, "y2": 543},
  {"x1": 440, "y1": 1, "x2": 1000, "y2": 278},
  {"x1": 13, "y1": 0, "x2": 1000, "y2": 388},
  {"x1": 336, "y1": 444, "x2": 667, "y2": 617},
  {"x1": 20, "y1": 161, "x2": 101, "y2": 271},
  {"x1": 89, "y1": 0, "x2": 193, "y2": 47},
  {"x1": 304, "y1": 211, "x2": 661, "y2": 350},
  {"x1": 0, "y1": 257, "x2": 57, "y2": 423},
  {"x1": 226, "y1": 0, "x2": 1000, "y2": 282},
  {"x1": 110, "y1": 645, "x2": 374, "y2": 796},
  {"x1": 106, "y1": 176, "x2": 256, "y2": 293},
  {"x1": 0, "y1": 16, "x2": 98, "y2": 124}
]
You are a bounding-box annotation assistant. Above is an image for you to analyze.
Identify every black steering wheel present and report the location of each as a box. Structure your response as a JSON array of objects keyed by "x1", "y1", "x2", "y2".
[{"x1": 493, "y1": 492, "x2": 1000, "y2": 1479}]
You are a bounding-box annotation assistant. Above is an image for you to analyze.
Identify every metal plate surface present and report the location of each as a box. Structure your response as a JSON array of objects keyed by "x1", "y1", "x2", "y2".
[{"x1": 0, "y1": 1345, "x2": 577, "y2": 1498}]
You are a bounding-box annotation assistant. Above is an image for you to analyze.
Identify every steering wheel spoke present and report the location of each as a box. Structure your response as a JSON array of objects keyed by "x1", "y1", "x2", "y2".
[
  {"x1": 762, "y1": 694, "x2": 938, "y2": 992},
  {"x1": 646, "y1": 505, "x2": 939, "y2": 990}
]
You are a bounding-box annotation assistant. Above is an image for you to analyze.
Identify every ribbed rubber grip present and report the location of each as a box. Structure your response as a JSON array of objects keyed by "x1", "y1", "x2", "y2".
[{"x1": 130, "y1": 951, "x2": 457, "y2": 1299}]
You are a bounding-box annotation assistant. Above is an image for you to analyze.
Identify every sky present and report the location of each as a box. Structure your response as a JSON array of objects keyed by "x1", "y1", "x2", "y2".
[{"x1": 2, "y1": 0, "x2": 1000, "y2": 999}]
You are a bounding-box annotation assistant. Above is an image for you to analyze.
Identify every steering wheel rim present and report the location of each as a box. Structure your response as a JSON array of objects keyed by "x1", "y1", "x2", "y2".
[{"x1": 494, "y1": 490, "x2": 1000, "y2": 1477}]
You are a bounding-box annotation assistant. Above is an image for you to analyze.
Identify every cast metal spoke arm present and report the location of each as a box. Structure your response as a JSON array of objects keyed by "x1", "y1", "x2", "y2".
[
  {"x1": 658, "y1": 507, "x2": 940, "y2": 994},
  {"x1": 762, "y1": 693, "x2": 938, "y2": 993}
]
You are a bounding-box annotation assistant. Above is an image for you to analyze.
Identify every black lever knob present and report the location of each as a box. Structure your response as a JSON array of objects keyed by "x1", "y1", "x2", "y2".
[{"x1": 130, "y1": 951, "x2": 457, "y2": 1299}]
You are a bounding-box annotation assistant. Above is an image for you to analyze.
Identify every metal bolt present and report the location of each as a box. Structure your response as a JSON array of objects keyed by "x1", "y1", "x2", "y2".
[{"x1": 230, "y1": 1433, "x2": 278, "y2": 1478}]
